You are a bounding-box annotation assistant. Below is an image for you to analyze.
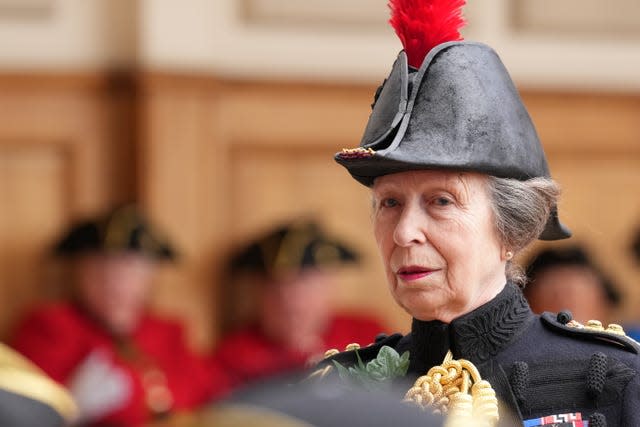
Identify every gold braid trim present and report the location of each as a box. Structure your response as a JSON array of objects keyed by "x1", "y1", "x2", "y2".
[
  {"x1": 404, "y1": 351, "x2": 498, "y2": 427},
  {"x1": 0, "y1": 344, "x2": 77, "y2": 421}
]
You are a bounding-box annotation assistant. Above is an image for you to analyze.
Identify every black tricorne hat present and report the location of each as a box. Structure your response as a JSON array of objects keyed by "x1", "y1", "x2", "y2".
[
  {"x1": 229, "y1": 220, "x2": 358, "y2": 278},
  {"x1": 525, "y1": 246, "x2": 621, "y2": 306},
  {"x1": 335, "y1": 0, "x2": 570, "y2": 241},
  {"x1": 54, "y1": 205, "x2": 175, "y2": 260}
]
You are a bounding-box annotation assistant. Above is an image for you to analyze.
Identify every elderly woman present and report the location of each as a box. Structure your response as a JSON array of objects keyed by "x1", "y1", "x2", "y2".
[{"x1": 316, "y1": 1, "x2": 640, "y2": 426}]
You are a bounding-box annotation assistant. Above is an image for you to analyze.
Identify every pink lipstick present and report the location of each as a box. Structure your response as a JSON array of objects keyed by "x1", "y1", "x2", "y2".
[{"x1": 396, "y1": 266, "x2": 438, "y2": 281}]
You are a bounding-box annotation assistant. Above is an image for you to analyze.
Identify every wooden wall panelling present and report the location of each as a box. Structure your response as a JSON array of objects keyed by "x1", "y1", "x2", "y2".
[
  {"x1": 0, "y1": 143, "x2": 69, "y2": 339},
  {"x1": 139, "y1": 76, "x2": 412, "y2": 352},
  {"x1": 3, "y1": 71, "x2": 635, "y2": 352},
  {"x1": 140, "y1": 75, "x2": 640, "y2": 349},
  {"x1": 0, "y1": 73, "x2": 135, "y2": 340},
  {"x1": 222, "y1": 81, "x2": 410, "y2": 333},
  {"x1": 521, "y1": 91, "x2": 640, "y2": 323},
  {"x1": 138, "y1": 75, "x2": 229, "y2": 350}
]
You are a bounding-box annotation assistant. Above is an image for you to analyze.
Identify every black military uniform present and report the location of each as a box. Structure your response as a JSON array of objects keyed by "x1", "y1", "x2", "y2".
[
  {"x1": 319, "y1": 0, "x2": 640, "y2": 426},
  {"x1": 319, "y1": 284, "x2": 640, "y2": 426}
]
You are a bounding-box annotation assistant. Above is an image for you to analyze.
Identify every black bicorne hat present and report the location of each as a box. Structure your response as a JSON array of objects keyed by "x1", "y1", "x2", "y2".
[
  {"x1": 335, "y1": 1, "x2": 570, "y2": 241},
  {"x1": 54, "y1": 204, "x2": 176, "y2": 260},
  {"x1": 229, "y1": 220, "x2": 358, "y2": 278}
]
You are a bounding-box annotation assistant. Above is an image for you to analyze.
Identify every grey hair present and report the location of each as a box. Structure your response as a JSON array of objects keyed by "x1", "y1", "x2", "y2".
[{"x1": 487, "y1": 176, "x2": 560, "y2": 286}]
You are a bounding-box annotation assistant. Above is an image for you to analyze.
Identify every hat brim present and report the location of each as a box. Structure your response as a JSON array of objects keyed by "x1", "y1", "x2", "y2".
[{"x1": 336, "y1": 154, "x2": 571, "y2": 241}]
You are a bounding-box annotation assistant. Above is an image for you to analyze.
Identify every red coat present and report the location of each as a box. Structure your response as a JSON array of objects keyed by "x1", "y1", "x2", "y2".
[
  {"x1": 213, "y1": 314, "x2": 385, "y2": 394},
  {"x1": 11, "y1": 304, "x2": 227, "y2": 427}
]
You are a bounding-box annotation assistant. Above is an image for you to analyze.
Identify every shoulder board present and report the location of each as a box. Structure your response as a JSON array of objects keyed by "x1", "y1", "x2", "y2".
[
  {"x1": 541, "y1": 312, "x2": 640, "y2": 354},
  {"x1": 316, "y1": 333, "x2": 404, "y2": 369}
]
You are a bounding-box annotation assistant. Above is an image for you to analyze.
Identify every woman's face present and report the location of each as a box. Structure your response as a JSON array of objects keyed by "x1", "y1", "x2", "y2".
[
  {"x1": 75, "y1": 253, "x2": 155, "y2": 335},
  {"x1": 372, "y1": 170, "x2": 507, "y2": 323}
]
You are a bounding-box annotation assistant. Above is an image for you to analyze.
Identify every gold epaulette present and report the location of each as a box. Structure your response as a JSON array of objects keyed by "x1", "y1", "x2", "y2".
[
  {"x1": 567, "y1": 319, "x2": 626, "y2": 335},
  {"x1": 541, "y1": 312, "x2": 640, "y2": 354},
  {"x1": 0, "y1": 344, "x2": 77, "y2": 421}
]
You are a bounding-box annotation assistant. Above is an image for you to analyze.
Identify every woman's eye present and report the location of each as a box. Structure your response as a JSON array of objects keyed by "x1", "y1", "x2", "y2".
[
  {"x1": 381, "y1": 198, "x2": 399, "y2": 208},
  {"x1": 433, "y1": 197, "x2": 453, "y2": 206}
]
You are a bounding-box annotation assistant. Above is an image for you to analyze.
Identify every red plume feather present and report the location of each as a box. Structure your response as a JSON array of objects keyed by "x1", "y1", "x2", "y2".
[{"x1": 389, "y1": 0, "x2": 466, "y2": 68}]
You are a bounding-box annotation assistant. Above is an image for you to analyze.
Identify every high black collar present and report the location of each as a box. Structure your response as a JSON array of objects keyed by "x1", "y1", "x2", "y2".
[{"x1": 408, "y1": 283, "x2": 533, "y2": 374}]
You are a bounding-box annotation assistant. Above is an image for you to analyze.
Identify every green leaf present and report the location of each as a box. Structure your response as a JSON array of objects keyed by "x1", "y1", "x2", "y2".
[
  {"x1": 355, "y1": 349, "x2": 366, "y2": 369},
  {"x1": 333, "y1": 360, "x2": 352, "y2": 382},
  {"x1": 367, "y1": 346, "x2": 410, "y2": 379},
  {"x1": 369, "y1": 346, "x2": 397, "y2": 376},
  {"x1": 330, "y1": 346, "x2": 411, "y2": 392},
  {"x1": 397, "y1": 351, "x2": 410, "y2": 376}
]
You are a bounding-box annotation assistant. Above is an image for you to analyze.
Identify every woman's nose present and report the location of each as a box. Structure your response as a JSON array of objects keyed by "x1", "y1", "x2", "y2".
[{"x1": 393, "y1": 204, "x2": 427, "y2": 247}]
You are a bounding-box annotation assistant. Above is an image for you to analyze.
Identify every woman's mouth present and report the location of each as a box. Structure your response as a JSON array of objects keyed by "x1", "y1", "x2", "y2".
[{"x1": 396, "y1": 266, "x2": 439, "y2": 281}]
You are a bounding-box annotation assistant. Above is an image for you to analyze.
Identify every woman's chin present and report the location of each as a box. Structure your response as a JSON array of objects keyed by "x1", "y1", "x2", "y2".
[
  {"x1": 396, "y1": 287, "x2": 460, "y2": 320},
  {"x1": 402, "y1": 306, "x2": 435, "y2": 321},
  {"x1": 398, "y1": 297, "x2": 444, "y2": 321}
]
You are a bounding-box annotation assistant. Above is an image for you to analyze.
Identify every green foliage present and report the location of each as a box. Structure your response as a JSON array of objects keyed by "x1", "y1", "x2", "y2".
[{"x1": 333, "y1": 346, "x2": 410, "y2": 392}]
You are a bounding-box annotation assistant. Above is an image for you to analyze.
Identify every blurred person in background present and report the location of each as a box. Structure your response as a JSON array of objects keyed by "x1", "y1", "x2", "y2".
[
  {"x1": 213, "y1": 220, "x2": 386, "y2": 395},
  {"x1": 524, "y1": 245, "x2": 621, "y2": 323},
  {"x1": 626, "y1": 228, "x2": 640, "y2": 342},
  {"x1": 633, "y1": 227, "x2": 640, "y2": 264},
  {"x1": 11, "y1": 205, "x2": 224, "y2": 426}
]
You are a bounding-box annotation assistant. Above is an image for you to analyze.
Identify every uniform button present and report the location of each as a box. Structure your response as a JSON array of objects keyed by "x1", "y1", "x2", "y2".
[{"x1": 556, "y1": 310, "x2": 573, "y2": 324}]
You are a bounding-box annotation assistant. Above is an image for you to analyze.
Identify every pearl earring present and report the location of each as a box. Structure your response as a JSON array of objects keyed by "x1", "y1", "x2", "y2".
[{"x1": 505, "y1": 251, "x2": 513, "y2": 260}]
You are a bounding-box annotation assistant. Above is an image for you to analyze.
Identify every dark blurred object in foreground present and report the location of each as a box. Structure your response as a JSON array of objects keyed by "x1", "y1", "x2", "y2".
[
  {"x1": 0, "y1": 343, "x2": 76, "y2": 427},
  {"x1": 207, "y1": 377, "x2": 443, "y2": 427}
]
